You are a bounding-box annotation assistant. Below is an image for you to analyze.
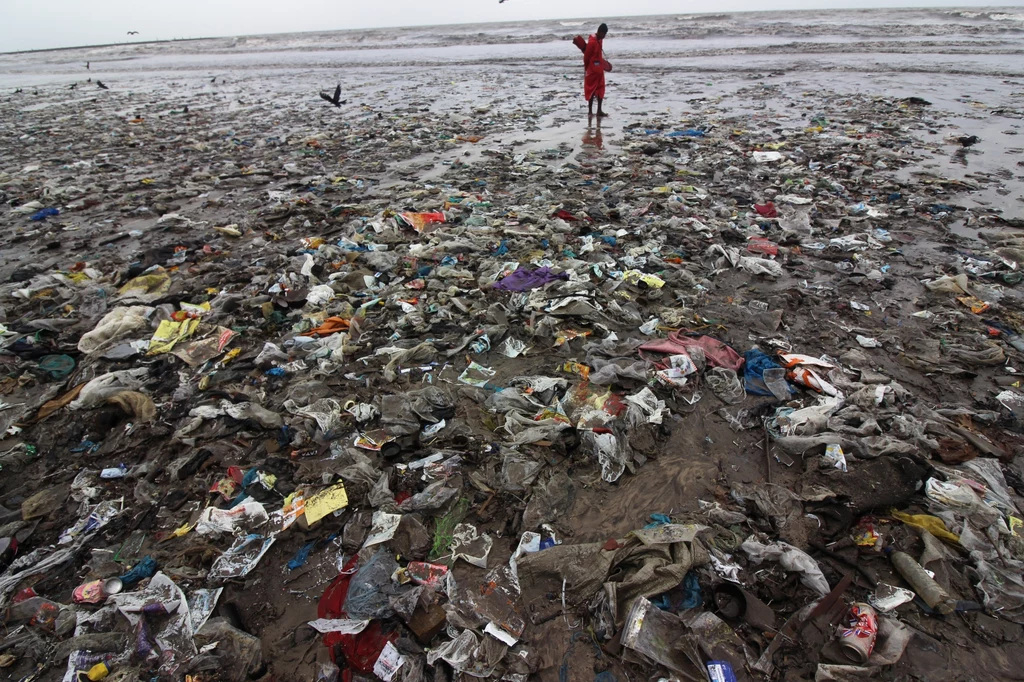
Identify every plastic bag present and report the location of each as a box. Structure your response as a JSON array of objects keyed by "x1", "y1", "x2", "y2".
[
  {"x1": 77, "y1": 306, "x2": 154, "y2": 355},
  {"x1": 306, "y1": 284, "x2": 336, "y2": 307},
  {"x1": 69, "y1": 369, "x2": 149, "y2": 410},
  {"x1": 621, "y1": 598, "x2": 705, "y2": 677},
  {"x1": 196, "y1": 501, "x2": 268, "y2": 535},
  {"x1": 398, "y1": 480, "x2": 458, "y2": 512},
  {"x1": 925, "y1": 273, "x2": 970, "y2": 295},
  {"x1": 582, "y1": 430, "x2": 627, "y2": 483},
  {"x1": 209, "y1": 534, "x2": 276, "y2": 581},
  {"x1": 345, "y1": 550, "x2": 400, "y2": 620},
  {"x1": 706, "y1": 367, "x2": 745, "y2": 404},
  {"x1": 741, "y1": 536, "x2": 830, "y2": 596},
  {"x1": 193, "y1": 618, "x2": 264, "y2": 682},
  {"x1": 285, "y1": 397, "x2": 342, "y2": 433},
  {"x1": 522, "y1": 471, "x2": 575, "y2": 529},
  {"x1": 362, "y1": 511, "x2": 402, "y2": 548},
  {"x1": 625, "y1": 387, "x2": 667, "y2": 425},
  {"x1": 924, "y1": 478, "x2": 1000, "y2": 527},
  {"x1": 450, "y1": 523, "x2": 493, "y2": 568},
  {"x1": 739, "y1": 256, "x2": 784, "y2": 278},
  {"x1": 500, "y1": 450, "x2": 542, "y2": 492}
]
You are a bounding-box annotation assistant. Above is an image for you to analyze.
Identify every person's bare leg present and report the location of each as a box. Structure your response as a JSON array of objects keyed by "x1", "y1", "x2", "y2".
[
  {"x1": 597, "y1": 98, "x2": 607, "y2": 117},
  {"x1": 588, "y1": 95, "x2": 595, "y2": 119}
]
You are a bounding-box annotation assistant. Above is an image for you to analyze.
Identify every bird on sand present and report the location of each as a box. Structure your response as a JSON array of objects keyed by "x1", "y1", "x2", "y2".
[
  {"x1": 957, "y1": 135, "x2": 980, "y2": 147},
  {"x1": 320, "y1": 84, "x2": 345, "y2": 108},
  {"x1": 97, "y1": 80, "x2": 109, "y2": 90}
]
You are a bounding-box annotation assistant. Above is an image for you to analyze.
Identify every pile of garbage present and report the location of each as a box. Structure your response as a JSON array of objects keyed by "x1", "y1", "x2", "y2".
[{"x1": 2, "y1": 69, "x2": 1024, "y2": 682}]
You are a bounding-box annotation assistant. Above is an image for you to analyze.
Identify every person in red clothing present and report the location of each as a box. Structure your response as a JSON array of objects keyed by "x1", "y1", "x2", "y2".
[{"x1": 583, "y1": 23, "x2": 609, "y2": 120}]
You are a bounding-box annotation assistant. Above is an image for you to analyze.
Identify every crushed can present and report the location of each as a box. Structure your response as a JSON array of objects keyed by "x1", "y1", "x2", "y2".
[
  {"x1": 838, "y1": 602, "x2": 878, "y2": 663},
  {"x1": 72, "y1": 577, "x2": 124, "y2": 604}
]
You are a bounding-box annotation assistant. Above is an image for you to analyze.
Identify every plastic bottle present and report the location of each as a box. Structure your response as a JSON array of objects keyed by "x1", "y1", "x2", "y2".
[{"x1": 888, "y1": 549, "x2": 956, "y2": 615}]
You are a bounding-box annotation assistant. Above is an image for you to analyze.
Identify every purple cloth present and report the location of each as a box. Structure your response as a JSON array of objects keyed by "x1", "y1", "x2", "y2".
[{"x1": 493, "y1": 266, "x2": 568, "y2": 292}]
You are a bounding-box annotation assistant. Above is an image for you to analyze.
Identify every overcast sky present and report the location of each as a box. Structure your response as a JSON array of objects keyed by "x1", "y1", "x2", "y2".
[{"x1": 3, "y1": 0, "x2": 1022, "y2": 53}]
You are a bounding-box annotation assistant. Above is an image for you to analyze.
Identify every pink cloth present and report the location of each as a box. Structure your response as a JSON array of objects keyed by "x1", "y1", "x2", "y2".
[{"x1": 639, "y1": 333, "x2": 744, "y2": 371}]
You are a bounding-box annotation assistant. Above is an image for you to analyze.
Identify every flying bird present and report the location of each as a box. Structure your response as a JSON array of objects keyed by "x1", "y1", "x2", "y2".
[
  {"x1": 97, "y1": 80, "x2": 109, "y2": 90},
  {"x1": 127, "y1": 31, "x2": 139, "y2": 35},
  {"x1": 320, "y1": 84, "x2": 345, "y2": 107}
]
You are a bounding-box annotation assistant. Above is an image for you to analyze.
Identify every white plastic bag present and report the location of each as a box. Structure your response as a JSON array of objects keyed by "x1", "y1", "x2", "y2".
[
  {"x1": 78, "y1": 306, "x2": 154, "y2": 355},
  {"x1": 741, "y1": 536, "x2": 830, "y2": 596}
]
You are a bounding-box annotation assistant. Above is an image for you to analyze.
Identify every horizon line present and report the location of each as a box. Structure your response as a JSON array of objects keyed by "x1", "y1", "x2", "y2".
[{"x1": 2, "y1": 4, "x2": 1020, "y2": 57}]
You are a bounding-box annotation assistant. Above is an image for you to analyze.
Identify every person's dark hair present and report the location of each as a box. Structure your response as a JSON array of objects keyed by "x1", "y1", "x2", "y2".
[{"x1": 598, "y1": 23, "x2": 608, "y2": 34}]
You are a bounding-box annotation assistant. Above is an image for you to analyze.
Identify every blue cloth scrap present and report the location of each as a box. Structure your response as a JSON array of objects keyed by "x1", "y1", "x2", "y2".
[
  {"x1": 241, "y1": 468, "x2": 259, "y2": 488},
  {"x1": 288, "y1": 541, "x2": 317, "y2": 570},
  {"x1": 120, "y1": 556, "x2": 158, "y2": 586},
  {"x1": 743, "y1": 348, "x2": 791, "y2": 397},
  {"x1": 643, "y1": 513, "x2": 672, "y2": 529},
  {"x1": 653, "y1": 570, "x2": 703, "y2": 612}
]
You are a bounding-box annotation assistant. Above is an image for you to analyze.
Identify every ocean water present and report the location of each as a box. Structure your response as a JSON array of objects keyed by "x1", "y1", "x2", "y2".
[{"x1": 0, "y1": 7, "x2": 1023, "y2": 80}]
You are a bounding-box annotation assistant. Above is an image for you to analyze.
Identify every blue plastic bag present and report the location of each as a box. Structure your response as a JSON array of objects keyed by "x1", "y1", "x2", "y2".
[
  {"x1": 29, "y1": 207, "x2": 59, "y2": 221},
  {"x1": 666, "y1": 129, "x2": 705, "y2": 138}
]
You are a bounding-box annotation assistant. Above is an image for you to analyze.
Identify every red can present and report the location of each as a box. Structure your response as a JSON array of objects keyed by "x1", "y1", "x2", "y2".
[{"x1": 838, "y1": 602, "x2": 878, "y2": 663}]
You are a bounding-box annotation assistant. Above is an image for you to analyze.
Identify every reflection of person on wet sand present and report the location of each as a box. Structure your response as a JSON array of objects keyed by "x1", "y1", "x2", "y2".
[
  {"x1": 583, "y1": 23, "x2": 610, "y2": 120},
  {"x1": 582, "y1": 122, "x2": 603, "y2": 150}
]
